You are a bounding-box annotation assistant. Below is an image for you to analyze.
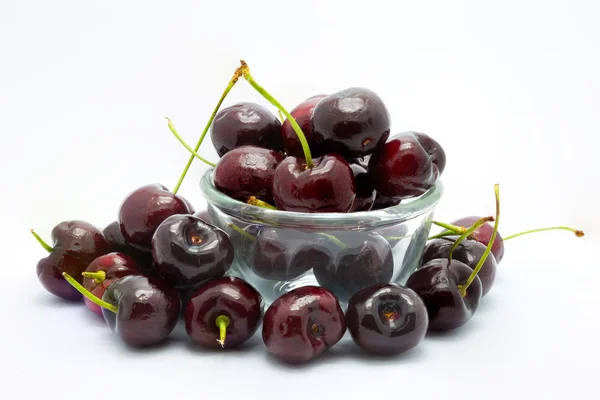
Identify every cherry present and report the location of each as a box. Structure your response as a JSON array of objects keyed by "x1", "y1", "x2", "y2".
[
  {"x1": 185, "y1": 276, "x2": 263, "y2": 349},
  {"x1": 102, "y1": 221, "x2": 153, "y2": 274},
  {"x1": 368, "y1": 133, "x2": 439, "y2": 199},
  {"x1": 311, "y1": 87, "x2": 391, "y2": 158},
  {"x1": 314, "y1": 232, "x2": 394, "y2": 303},
  {"x1": 213, "y1": 145, "x2": 284, "y2": 204},
  {"x1": 371, "y1": 192, "x2": 401, "y2": 210},
  {"x1": 151, "y1": 214, "x2": 234, "y2": 290},
  {"x1": 262, "y1": 286, "x2": 346, "y2": 364},
  {"x1": 193, "y1": 208, "x2": 213, "y2": 225},
  {"x1": 32, "y1": 221, "x2": 111, "y2": 301},
  {"x1": 251, "y1": 227, "x2": 333, "y2": 281},
  {"x1": 450, "y1": 216, "x2": 505, "y2": 263},
  {"x1": 82, "y1": 252, "x2": 140, "y2": 316},
  {"x1": 118, "y1": 183, "x2": 192, "y2": 251},
  {"x1": 412, "y1": 132, "x2": 447, "y2": 176},
  {"x1": 280, "y1": 94, "x2": 327, "y2": 157},
  {"x1": 63, "y1": 273, "x2": 180, "y2": 347},
  {"x1": 349, "y1": 162, "x2": 376, "y2": 212},
  {"x1": 422, "y1": 237, "x2": 497, "y2": 296},
  {"x1": 210, "y1": 102, "x2": 283, "y2": 157},
  {"x1": 272, "y1": 154, "x2": 356, "y2": 213},
  {"x1": 346, "y1": 283, "x2": 428, "y2": 355}
]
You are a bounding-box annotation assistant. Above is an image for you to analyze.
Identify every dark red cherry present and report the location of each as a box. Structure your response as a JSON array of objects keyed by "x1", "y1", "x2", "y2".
[
  {"x1": 152, "y1": 214, "x2": 234, "y2": 290},
  {"x1": 102, "y1": 275, "x2": 181, "y2": 347},
  {"x1": 314, "y1": 232, "x2": 394, "y2": 303},
  {"x1": 346, "y1": 283, "x2": 428, "y2": 355},
  {"x1": 210, "y1": 102, "x2": 283, "y2": 157},
  {"x1": 311, "y1": 87, "x2": 391, "y2": 158},
  {"x1": 262, "y1": 286, "x2": 346, "y2": 364},
  {"x1": 34, "y1": 221, "x2": 111, "y2": 301},
  {"x1": 451, "y1": 216, "x2": 505, "y2": 263},
  {"x1": 368, "y1": 133, "x2": 438, "y2": 199},
  {"x1": 213, "y1": 145, "x2": 284, "y2": 204},
  {"x1": 251, "y1": 228, "x2": 333, "y2": 281},
  {"x1": 193, "y1": 208, "x2": 213, "y2": 225},
  {"x1": 412, "y1": 132, "x2": 447, "y2": 176},
  {"x1": 280, "y1": 95, "x2": 327, "y2": 157},
  {"x1": 185, "y1": 277, "x2": 263, "y2": 349},
  {"x1": 371, "y1": 192, "x2": 402, "y2": 210},
  {"x1": 82, "y1": 252, "x2": 141, "y2": 317},
  {"x1": 405, "y1": 258, "x2": 482, "y2": 331},
  {"x1": 422, "y1": 238, "x2": 497, "y2": 296},
  {"x1": 272, "y1": 154, "x2": 356, "y2": 213},
  {"x1": 349, "y1": 162, "x2": 376, "y2": 212},
  {"x1": 102, "y1": 221, "x2": 153, "y2": 275},
  {"x1": 118, "y1": 183, "x2": 192, "y2": 251}
]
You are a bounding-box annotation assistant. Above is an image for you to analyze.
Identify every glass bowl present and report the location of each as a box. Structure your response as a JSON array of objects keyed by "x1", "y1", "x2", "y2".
[{"x1": 199, "y1": 169, "x2": 443, "y2": 305}]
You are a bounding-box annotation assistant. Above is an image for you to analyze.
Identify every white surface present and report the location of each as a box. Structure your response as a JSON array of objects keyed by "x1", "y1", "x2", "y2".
[{"x1": 1, "y1": 1, "x2": 599, "y2": 399}]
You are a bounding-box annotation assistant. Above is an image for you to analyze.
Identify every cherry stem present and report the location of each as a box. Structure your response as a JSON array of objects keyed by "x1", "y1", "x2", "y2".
[
  {"x1": 247, "y1": 196, "x2": 277, "y2": 210},
  {"x1": 215, "y1": 314, "x2": 230, "y2": 348},
  {"x1": 318, "y1": 233, "x2": 347, "y2": 250},
  {"x1": 30, "y1": 229, "x2": 53, "y2": 252},
  {"x1": 82, "y1": 270, "x2": 106, "y2": 284},
  {"x1": 448, "y1": 216, "x2": 494, "y2": 260},
  {"x1": 427, "y1": 230, "x2": 455, "y2": 240},
  {"x1": 172, "y1": 66, "x2": 244, "y2": 195},
  {"x1": 432, "y1": 221, "x2": 467, "y2": 235},
  {"x1": 239, "y1": 60, "x2": 314, "y2": 168},
  {"x1": 278, "y1": 109, "x2": 284, "y2": 123},
  {"x1": 227, "y1": 223, "x2": 256, "y2": 241},
  {"x1": 166, "y1": 118, "x2": 216, "y2": 167},
  {"x1": 459, "y1": 184, "x2": 500, "y2": 297},
  {"x1": 62, "y1": 272, "x2": 118, "y2": 313},
  {"x1": 503, "y1": 226, "x2": 584, "y2": 241}
]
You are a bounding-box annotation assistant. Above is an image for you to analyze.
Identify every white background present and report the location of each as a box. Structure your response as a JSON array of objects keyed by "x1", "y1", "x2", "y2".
[{"x1": 1, "y1": 1, "x2": 599, "y2": 399}]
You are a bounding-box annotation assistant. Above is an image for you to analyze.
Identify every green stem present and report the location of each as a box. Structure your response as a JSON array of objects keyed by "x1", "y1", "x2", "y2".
[
  {"x1": 239, "y1": 60, "x2": 314, "y2": 168},
  {"x1": 247, "y1": 196, "x2": 277, "y2": 210},
  {"x1": 432, "y1": 221, "x2": 467, "y2": 234},
  {"x1": 427, "y1": 230, "x2": 455, "y2": 240},
  {"x1": 30, "y1": 229, "x2": 53, "y2": 252},
  {"x1": 448, "y1": 216, "x2": 494, "y2": 260},
  {"x1": 166, "y1": 118, "x2": 216, "y2": 167},
  {"x1": 172, "y1": 66, "x2": 243, "y2": 194},
  {"x1": 385, "y1": 235, "x2": 410, "y2": 240},
  {"x1": 503, "y1": 226, "x2": 584, "y2": 241},
  {"x1": 82, "y1": 270, "x2": 107, "y2": 284},
  {"x1": 318, "y1": 233, "x2": 347, "y2": 250},
  {"x1": 215, "y1": 314, "x2": 230, "y2": 348},
  {"x1": 459, "y1": 184, "x2": 500, "y2": 297},
  {"x1": 228, "y1": 223, "x2": 257, "y2": 241},
  {"x1": 62, "y1": 272, "x2": 118, "y2": 313},
  {"x1": 278, "y1": 109, "x2": 284, "y2": 123}
]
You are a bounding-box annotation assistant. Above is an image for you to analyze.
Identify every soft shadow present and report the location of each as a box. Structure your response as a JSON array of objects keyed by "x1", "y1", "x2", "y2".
[
  {"x1": 424, "y1": 315, "x2": 483, "y2": 341},
  {"x1": 263, "y1": 347, "x2": 347, "y2": 371},
  {"x1": 117, "y1": 336, "x2": 177, "y2": 355},
  {"x1": 76, "y1": 307, "x2": 108, "y2": 328},
  {"x1": 333, "y1": 339, "x2": 428, "y2": 365},
  {"x1": 33, "y1": 292, "x2": 83, "y2": 309}
]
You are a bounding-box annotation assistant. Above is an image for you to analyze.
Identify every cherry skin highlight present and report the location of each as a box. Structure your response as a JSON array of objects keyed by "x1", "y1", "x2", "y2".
[
  {"x1": 210, "y1": 102, "x2": 283, "y2": 157},
  {"x1": 35, "y1": 221, "x2": 111, "y2": 301}
]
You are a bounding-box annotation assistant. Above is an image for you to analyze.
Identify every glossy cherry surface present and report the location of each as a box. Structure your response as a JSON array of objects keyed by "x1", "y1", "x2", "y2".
[
  {"x1": 368, "y1": 133, "x2": 438, "y2": 199},
  {"x1": 422, "y1": 237, "x2": 497, "y2": 296},
  {"x1": 280, "y1": 94, "x2": 327, "y2": 157},
  {"x1": 371, "y1": 191, "x2": 401, "y2": 210},
  {"x1": 118, "y1": 183, "x2": 191, "y2": 251},
  {"x1": 102, "y1": 221, "x2": 153, "y2": 274},
  {"x1": 311, "y1": 87, "x2": 391, "y2": 158},
  {"x1": 346, "y1": 283, "x2": 428, "y2": 355},
  {"x1": 82, "y1": 252, "x2": 140, "y2": 316},
  {"x1": 314, "y1": 232, "x2": 394, "y2": 303},
  {"x1": 262, "y1": 286, "x2": 346, "y2": 364},
  {"x1": 349, "y1": 162, "x2": 376, "y2": 212},
  {"x1": 36, "y1": 221, "x2": 111, "y2": 300},
  {"x1": 406, "y1": 258, "x2": 482, "y2": 331},
  {"x1": 210, "y1": 102, "x2": 282, "y2": 157},
  {"x1": 452, "y1": 216, "x2": 505, "y2": 263},
  {"x1": 152, "y1": 214, "x2": 234, "y2": 290},
  {"x1": 102, "y1": 275, "x2": 181, "y2": 347},
  {"x1": 185, "y1": 277, "x2": 263, "y2": 349},
  {"x1": 412, "y1": 132, "x2": 447, "y2": 176},
  {"x1": 272, "y1": 154, "x2": 356, "y2": 213},
  {"x1": 213, "y1": 145, "x2": 284, "y2": 204},
  {"x1": 252, "y1": 228, "x2": 333, "y2": 281}
]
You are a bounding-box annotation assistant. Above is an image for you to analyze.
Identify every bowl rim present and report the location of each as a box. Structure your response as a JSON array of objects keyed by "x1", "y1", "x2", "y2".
[{"x1": 199, "y1": 168, "x2": 443, "y2": 228}]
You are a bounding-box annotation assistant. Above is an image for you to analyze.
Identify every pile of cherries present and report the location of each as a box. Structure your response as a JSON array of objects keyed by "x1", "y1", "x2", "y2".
[{"x1": 31, "y1": 61, "x2": 584, "y2": 364}]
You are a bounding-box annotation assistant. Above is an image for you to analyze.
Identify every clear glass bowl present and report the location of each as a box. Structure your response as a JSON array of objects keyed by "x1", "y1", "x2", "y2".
[{"x1": 199, "y1": 169, "x2": 444, "y2": 305}]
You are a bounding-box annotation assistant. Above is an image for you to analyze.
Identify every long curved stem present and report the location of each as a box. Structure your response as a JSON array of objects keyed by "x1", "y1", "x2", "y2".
[
  {"x1": 448, "y1": 216, "x2": 494, "y2": 260},
  {"x1": 215, "y1": 315, "x2": 230, "y2": 348},
  {"x1": 503, "y1": 226, "x2": 584, "y2": 241},
  {"x1": 167, "y1": 118, "x2": 216, "y2": 167},
  {"x1": 239, "y1": 60, "x2": 314, "y2": 168},
  {"x1": 172, "y1": 66, "x2": 243, "y2": 194},
  {"x1": 228, "y1": 223, "x2": 257, "y2": 242},
  {"x1": 62, "y1": 273, "x2": 118, "y2": 313},
  {"x1": 427, "y1": 230, "x2": 455, "y2": 240},
  {"x1": 30, "y1": 229, "x2": 53, "y2": 252},
  {"x1": 432, "y1": 221, "x2": 467, "y2": 234},
  {"x1": 459, "y1": 184, "x2": 500, "y2": 297}
]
